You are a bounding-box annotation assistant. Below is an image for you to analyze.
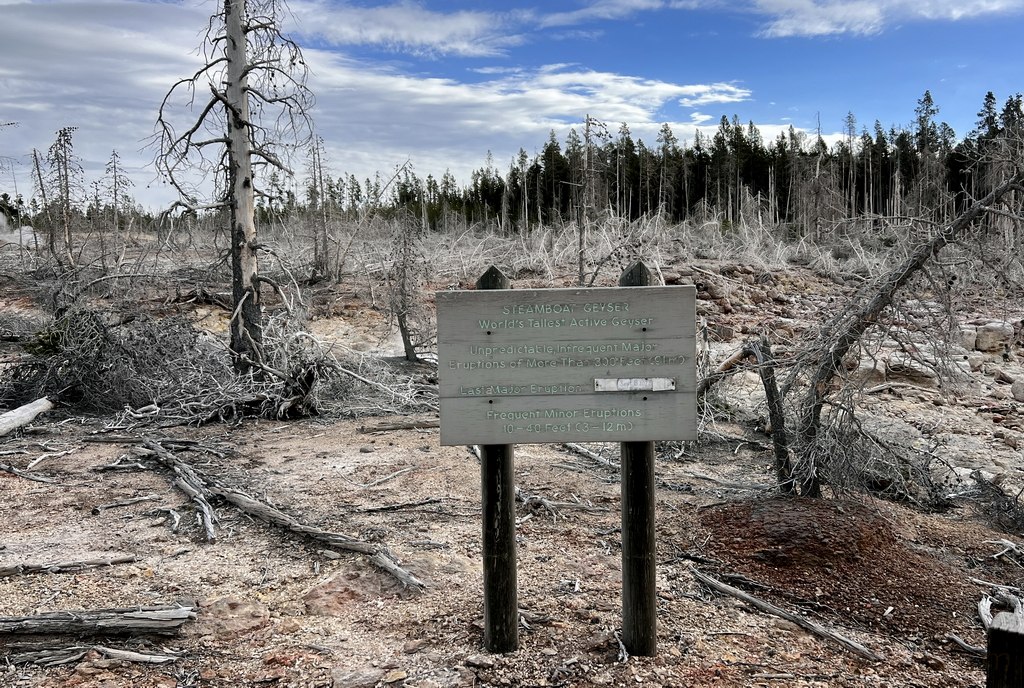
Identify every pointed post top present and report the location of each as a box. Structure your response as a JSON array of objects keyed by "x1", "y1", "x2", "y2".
[
  {"x1": 619, "y1": 261, "x2": 653, "y2": 287},
  {"x1": 477, "y1": 265, "x2": 511, "y2": 290}
]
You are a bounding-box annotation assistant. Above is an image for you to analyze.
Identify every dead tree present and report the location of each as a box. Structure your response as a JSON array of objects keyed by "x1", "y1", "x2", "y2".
[
  {"x1": 154, "y1": 0, "x2": 313, "y2": 374},
  {"x1": 793, "y1": 171, "x2": 1024, "y2": 496}
]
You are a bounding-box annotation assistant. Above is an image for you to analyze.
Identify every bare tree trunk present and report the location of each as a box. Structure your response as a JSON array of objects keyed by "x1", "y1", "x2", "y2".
[
  {"x1": 311, "y1": 138, "x2": 330, "y2": 279},
  {"x1": 751, "y1": 337, "x2": 795, "y2": 494},
  {"x1": 225, "y1": 0, "x2": 263, "y2": 373},
  {"x1": 31, "y1": 149, "x2": 52, "y2": 258},
  {"x1": 796, "y1": 173, "x2": 1024, "y2": 497}
]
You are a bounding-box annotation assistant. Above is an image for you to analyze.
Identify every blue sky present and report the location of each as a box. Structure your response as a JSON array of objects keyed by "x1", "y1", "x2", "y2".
[{"x1": 1, "y1": 0, "x2": 1022, "y2": 210}]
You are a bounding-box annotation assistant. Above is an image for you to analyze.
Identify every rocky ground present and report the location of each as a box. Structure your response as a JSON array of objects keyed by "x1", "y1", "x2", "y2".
[{"x1": 1, "y1": 256, "x2": 1023, "y2": 688}]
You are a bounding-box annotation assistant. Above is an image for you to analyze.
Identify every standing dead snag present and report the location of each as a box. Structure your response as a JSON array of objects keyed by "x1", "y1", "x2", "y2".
[
  {"x1": 153, "y1": 0, "x2": 313, "y2": 373},
  {"x1": 794, "y1": 172, "x2": 1024, "y2": 497}
]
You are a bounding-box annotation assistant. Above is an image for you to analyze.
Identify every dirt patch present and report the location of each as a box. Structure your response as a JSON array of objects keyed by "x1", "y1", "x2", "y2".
[{"x1": 700, "y1": 497, "x2": 983, "y2": 641}]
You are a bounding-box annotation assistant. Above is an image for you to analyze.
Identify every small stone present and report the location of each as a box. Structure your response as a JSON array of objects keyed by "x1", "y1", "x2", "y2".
[
  {"x1": 332, "y1": 668, "x2": 385, "y2": 688},
  {"x1": 276, "y1": 617, "x2": 302, "y2": 634},
  {"x1": 359, "y1": 446, "x2": 376, "y2": 454},
  {"x1": 402, "y1": 639, "x2": 426, "y2": 654},
  {"x1": 464, "y1": 654, "x2": 496, "y2": 669}
]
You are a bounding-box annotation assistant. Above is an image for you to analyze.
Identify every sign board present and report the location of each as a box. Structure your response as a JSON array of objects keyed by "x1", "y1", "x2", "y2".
[{"x1": 437, "y1": 285, "x2": 697, "y2": 445}]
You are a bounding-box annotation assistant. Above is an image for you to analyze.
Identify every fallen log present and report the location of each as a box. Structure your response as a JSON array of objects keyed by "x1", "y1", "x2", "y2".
[
  {"x1": 0, "y1": 605, "x2": 196, "y2": 636},
  {"x1": 689, "y1": 565, "x2": 882, "y2": 662},
  {"x1": 0, "y1": 397, "x2": 55, "y2": 437},
  {"x1": 7, "y1": 644, "x2": 180, "y2": 666},
  {"x1": 359, "y1": 419, "x2": 440, "y2": 432},
  {"x1": 0, "y1": 555, "x2": 138, "y2": 578}
]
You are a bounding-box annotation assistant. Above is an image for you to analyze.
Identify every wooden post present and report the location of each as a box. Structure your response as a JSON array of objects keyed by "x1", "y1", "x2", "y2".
[
  {"x1": 618, "y1": 261, "x2": 657, "y2": 656},
  {"x1": 477, "y1": 266, "x2": 518, "y2": 653},
  {"x1": 988, "y1": 612, "x2": 1024, "y2": 687}
]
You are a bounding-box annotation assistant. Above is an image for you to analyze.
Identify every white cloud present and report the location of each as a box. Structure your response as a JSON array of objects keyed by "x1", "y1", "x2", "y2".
[
  {"x1": 286, "y1": 0, "x2": 529, "y2": 57},
  {"x1": 301, "y1": 55, "x2": 756, "y2": 186},
  {"x1": 678, "y1": 84, "x2": 753, "y2": 107},
  {"x1": 540, "y1": 0, "x2": 665, "y2": 27},
  {"x1": 752, "y1": 0, "x2": 1024, "y2": 37},
  {"x1": 0, "y1": 2, "x2": 208, "y2": 202}
]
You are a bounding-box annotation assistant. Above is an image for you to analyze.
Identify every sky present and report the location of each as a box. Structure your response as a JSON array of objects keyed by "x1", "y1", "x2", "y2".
[{"x1": 1, "y1": 0, "x2": 1023, "y2": 211}]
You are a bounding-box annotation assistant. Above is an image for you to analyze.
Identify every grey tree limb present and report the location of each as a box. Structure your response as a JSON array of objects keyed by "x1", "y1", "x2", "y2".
[{"x1": 0, "y1": 555, "x2": 138, "y2": 578}]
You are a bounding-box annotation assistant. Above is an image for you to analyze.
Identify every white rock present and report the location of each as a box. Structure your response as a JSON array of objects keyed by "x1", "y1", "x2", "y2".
[
  {"x1": 976, "y1": 322, "x2": 1014, "y2": 353},
  {"x1": 885, "y1": 352, "x2": 938, "y2": 384},
  {"x1": 957, "y1": 326, "x2": 978, "y2": 351},
  {"x1": 1012, "y1": 379, "x2": 1024, "y2": 403}
]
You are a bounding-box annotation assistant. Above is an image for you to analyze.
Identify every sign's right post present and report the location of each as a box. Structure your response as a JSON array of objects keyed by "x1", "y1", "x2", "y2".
[{"x1": 619, "y1": 261, "x2": 658, "y2": 656}]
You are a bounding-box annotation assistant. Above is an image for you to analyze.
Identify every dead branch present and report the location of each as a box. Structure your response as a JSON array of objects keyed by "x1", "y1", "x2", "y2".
[
  {"x1": 515, "y1": 487, "x2": 609, "y2": 520},
  {"x1": 0, "y1": 605, "x2": 196, "y2": 636},
  {"x1": 357, "y1": 497, "x2": 442, "y2": 513},
  {"x1": 696, "y1": 345, "x2": 756, "y2": 400},
  {"x1": 335, "y1": 363, "x2": 438, "y2": 411},
  {"x1": 0, "y1": 397, "x2": 55, "y2": 437},
  {"x1": 681, "y1": 470, "x2": 771, "y2": 491},
  {"x1": 979, "y1": 592, "x2": 1023, "y2": 631},
  {"x1": 945, "y1": 632, "x2": 986, "y2": 657},
  {"x1": 689, "y1": 565, "x2": 882, "y2": 662},
  {"x1": 560, "y1": 442, "x2": 620, "y2": 470},
  {"x1": 26, "y1": 447, "x2": 77, "y2": 470},
  {"x1": 0, "y1": 555, "x2": 138, "y2": 578},
  {"x1": 141, "y1": 440, "x2": 216, "y2": 541},
  {"x1": 5, "y1": 645, "x2": 181, "y2": 667},
  {"x1": 347, "y1": 466, "x2": 416, "y2": 489},
  {"x1": 91, "y1": 495, "x2": 160, "y2": 515},
  {"x1": 214, "y1": 484, "x2": 425, "y2": 589},
  {"x1": 0, "y1": 462, "x2": 54, "y2": 483},
  {"x1": 142, "y1": 439, "x2": 424, "y2": 589}
]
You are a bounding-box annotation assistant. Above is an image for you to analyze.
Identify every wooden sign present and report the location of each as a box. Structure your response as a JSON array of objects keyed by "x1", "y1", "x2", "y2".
[{"x1": 437, "y1": 286, "x2": 697, "y2": 445}]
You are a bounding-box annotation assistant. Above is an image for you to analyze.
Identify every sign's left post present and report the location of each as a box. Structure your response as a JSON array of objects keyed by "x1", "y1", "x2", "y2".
[{"x1": 475, "y1": 266, "x2": 518, "y2": 653}]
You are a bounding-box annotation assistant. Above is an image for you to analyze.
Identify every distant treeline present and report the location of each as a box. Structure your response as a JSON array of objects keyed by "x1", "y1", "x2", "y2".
[
  {"x1": 3, "y1": 90, "x2": 1021, "y2": 239},
  {"x1": 291, "y1": 89, "x2": 1023, "y2": 236}
]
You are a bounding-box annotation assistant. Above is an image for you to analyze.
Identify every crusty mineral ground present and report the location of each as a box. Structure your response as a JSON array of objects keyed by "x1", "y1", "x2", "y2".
[{"x1": 1, "y1": 258, "x2": 1022, "y2": 688}]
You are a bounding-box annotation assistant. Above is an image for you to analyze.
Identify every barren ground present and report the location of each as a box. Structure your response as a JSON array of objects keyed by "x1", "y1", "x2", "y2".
[{"x1": 2, "y1": 251, "x2": 1023, "y2": 688}]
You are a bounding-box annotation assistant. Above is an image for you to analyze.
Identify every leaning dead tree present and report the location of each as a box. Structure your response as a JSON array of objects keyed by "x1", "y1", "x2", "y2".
[
  {"x1": 696, "y1": 168, "x2": 1023, "y2": 498},
  {"x1": 154, "y1": 0, "x2": 313, "y2": 373},
  {"x1": 789, "y1": 170, "x2": 1024, "y2": 497}
]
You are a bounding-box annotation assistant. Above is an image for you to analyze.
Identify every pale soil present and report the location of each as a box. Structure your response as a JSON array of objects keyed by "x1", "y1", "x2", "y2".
[{"x1": 1, "y1": 259, "x2": 1023, "y2": 688}]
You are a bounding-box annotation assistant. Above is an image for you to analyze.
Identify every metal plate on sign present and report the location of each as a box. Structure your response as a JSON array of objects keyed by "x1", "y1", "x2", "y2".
[{"x1": 594, "y1": 377, "x2": 676, "y2": 392}]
